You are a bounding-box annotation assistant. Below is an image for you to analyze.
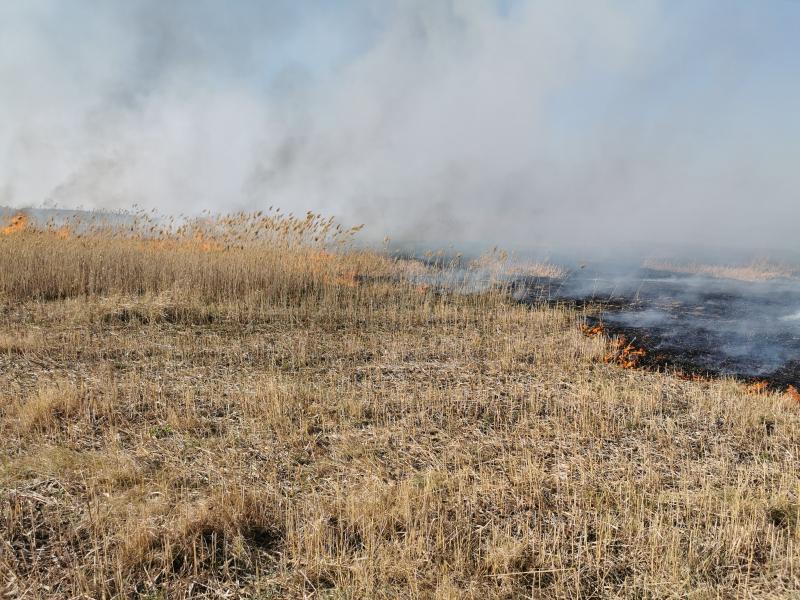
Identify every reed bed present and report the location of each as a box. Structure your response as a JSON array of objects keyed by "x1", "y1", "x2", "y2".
[{"x1": 0, "y1": 210, "x2": 383, "y2": 305}]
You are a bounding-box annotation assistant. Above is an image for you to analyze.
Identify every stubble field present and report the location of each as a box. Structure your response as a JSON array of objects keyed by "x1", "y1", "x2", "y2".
[{"x1": 0, "y1": 212, "x2": 798, "y2": 598}]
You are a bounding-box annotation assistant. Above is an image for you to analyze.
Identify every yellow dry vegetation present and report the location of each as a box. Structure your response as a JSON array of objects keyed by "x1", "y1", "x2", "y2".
[
  {"x1": 643, "y1": 258, "x2": 797, "y2": 282},
  {"x1": 0, "y1": 211, "x2": 798, "y2": 598}
]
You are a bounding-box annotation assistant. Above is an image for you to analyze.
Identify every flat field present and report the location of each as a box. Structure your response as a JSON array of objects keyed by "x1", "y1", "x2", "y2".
[{"x1": 0, "y1": 214, "x2": 798, "y2": 598}]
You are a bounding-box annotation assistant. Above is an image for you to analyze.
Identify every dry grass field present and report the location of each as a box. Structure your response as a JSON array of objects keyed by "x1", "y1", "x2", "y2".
[
  {"x1": 0, "y1": 212, "x2": 799, "y2": 599},
  {"x1": 642, "y1": 259, "x2": 798, "y2": 283}
]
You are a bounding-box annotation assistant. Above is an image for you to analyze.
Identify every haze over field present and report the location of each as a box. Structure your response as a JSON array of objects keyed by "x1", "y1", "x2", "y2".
[
  {"x1": 1, "y1": 1, "x2": 798, "y2": 250},
  {"x1": 4, "y1": 4, "x2": 800, "y2": 597}
]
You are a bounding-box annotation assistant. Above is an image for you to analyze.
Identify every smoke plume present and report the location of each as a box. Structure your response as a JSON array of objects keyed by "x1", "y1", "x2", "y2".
[{"x1": 1, "y1": 1, "x2": 798, "y2": 252}]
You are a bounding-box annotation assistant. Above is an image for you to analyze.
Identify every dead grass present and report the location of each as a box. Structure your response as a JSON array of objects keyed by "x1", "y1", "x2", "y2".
[
  {"x1": 0, "y1": 212, "x2": 798, "y2": 598},
  {"x1": 470, "y1": 250, "x2": 568, "y2": 280},
  {"x1": 643, "y1": 258, "x2": 798, "y2": 282}
]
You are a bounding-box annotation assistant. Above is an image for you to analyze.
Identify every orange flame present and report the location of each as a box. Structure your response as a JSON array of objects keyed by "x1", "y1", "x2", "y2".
[
  {"x1": 746, "y1": 380, "x2": 769, "y2": 395},
  {"x1": 581, "y1": 323, "x2": 605, "y2": 337},
  {"x1": 1, "y1": 213, "x2": 28, "y2": 235},
  {"x1": 787, "y1": 385, "x2": 800, "y2": 403},
  {"x1": 581, "y1": 324, "x2": 646, "y2": 369},
  {"x1": 603, "y1": 336, "x2": 646, "y2": 369}
]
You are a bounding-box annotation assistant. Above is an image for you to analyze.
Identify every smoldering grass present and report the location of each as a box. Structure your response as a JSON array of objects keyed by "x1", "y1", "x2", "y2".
[{"x1": 0, "y1": 210, "x2": 798, "y2": 598}]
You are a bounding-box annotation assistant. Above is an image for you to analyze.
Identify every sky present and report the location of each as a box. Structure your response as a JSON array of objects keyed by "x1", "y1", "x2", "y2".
[{"x1": 1, "y1": 0, "x2": 798, "y2": 252}]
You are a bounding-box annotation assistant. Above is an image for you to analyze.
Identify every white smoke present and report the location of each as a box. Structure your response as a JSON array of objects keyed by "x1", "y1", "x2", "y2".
[{"x1": 1, "y1": 1, "x2": 798, "y2": 252}]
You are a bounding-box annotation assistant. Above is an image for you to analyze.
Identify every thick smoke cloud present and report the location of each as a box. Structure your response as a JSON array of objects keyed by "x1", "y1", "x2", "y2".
[{"x1": 1, "y1": 1, "x2": 798, "y2": 252}]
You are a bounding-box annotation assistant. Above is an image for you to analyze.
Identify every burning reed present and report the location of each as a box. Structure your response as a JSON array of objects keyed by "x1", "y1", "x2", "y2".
[{"x1": 1, "y1": 210, "x2": 799, "y2": 598}]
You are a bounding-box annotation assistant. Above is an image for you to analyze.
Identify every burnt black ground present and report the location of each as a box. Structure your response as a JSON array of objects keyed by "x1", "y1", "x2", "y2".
[{"x1": 514, "y1": 268, "x2": 800, "y2": 390}]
